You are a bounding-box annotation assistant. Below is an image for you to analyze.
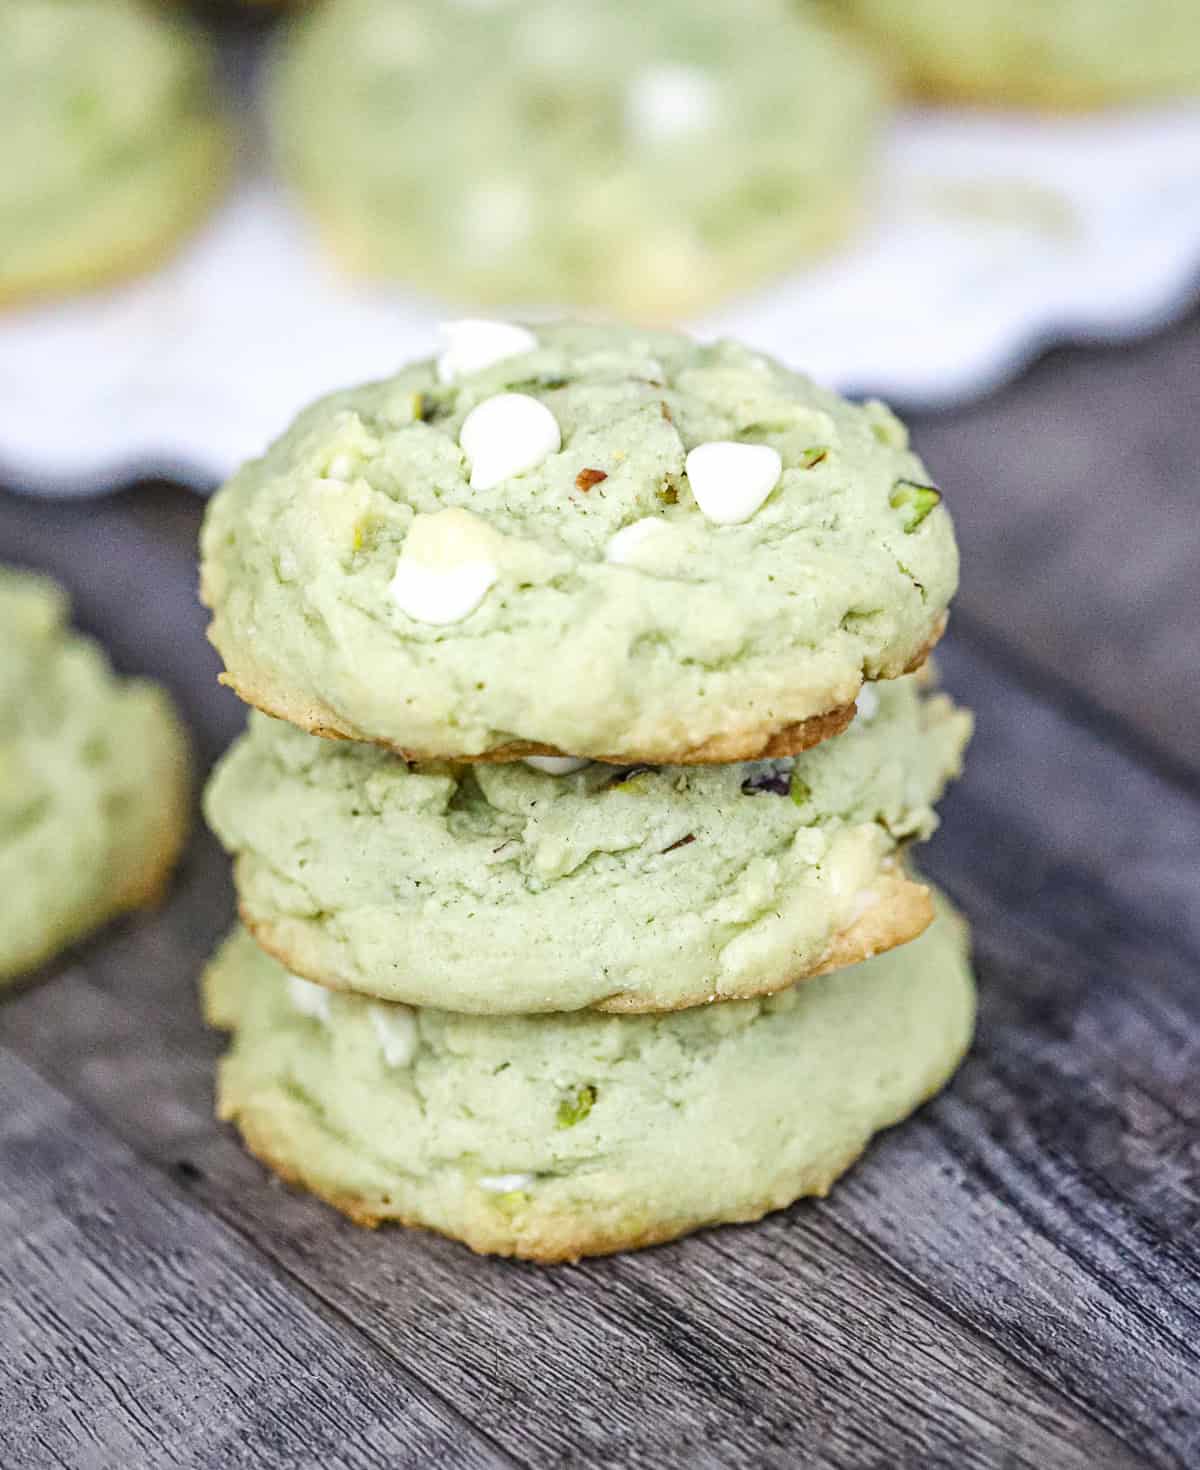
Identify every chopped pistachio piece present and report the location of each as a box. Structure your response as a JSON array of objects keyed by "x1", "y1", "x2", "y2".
[
  {"x1": 556, "y1": 1084, "x2": 597, "y2": 1129},
  {"x1": 492, "y1": 1190, "x2": 531, "y2": 1216},
  {"x1": 889, "y1": 479, "x2": 942, "y2": 533}
]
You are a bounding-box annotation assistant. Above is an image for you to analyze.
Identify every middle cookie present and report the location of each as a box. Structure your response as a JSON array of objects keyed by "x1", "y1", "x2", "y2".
[{"x1": 207, "y1": 673, "x2": 970, "y2": 1015}]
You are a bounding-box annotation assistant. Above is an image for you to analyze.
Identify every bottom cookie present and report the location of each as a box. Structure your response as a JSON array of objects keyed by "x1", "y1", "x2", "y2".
[{"x1": 204, "y1": 897, "x2": 975, "y2": 1262}]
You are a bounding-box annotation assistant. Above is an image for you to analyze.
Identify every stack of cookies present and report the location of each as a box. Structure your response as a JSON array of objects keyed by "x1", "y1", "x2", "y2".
[{"x1": 199, "y1": 322, "x2": 973, "y2": 1262}]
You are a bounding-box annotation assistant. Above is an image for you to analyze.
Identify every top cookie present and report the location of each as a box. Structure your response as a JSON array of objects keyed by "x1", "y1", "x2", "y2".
[
  {"x1": 201, "y1": 322, "x2": 958, "y2": 764},
  {"x1": 271, "y1": 0, "x2": 885, "y2": 318},
  {"x1": 0, "y1": 0, "x2": 229, "y2": 306},
  {"x1": 837, "y1": 0, "x2": 1200, "y2": 108}
]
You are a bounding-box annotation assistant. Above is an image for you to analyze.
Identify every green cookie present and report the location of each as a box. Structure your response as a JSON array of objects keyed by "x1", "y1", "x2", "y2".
[
  {"x1": 271, "y1": 0, "x2": 885, "y2": 316},
  {"x1": 0, "y1": 0, "x2": 229, "y2": 305},
  {"x1": 836, "y1": 0, "x2": 1200, "y2": 107},
  {"x1": 205, "y1": 894, "x2": 975, "y2": 1261},
  {"x1": 205, "y1": 672, "x2": 970, "y2": 1013},
  {"x1": 0, "y1": 568, "x2": 190, "y2": 984},
  {"x1": 201, "y1": 322, "x2": 958, "y2": 764}
]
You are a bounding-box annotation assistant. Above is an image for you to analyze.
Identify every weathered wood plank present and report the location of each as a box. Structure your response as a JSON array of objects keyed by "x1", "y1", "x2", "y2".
[
  {"x1": 0, "y1": 1052, "x2": 508, "y2": 1470},
  {"x1": 908, "y1": 306, "x2": 1200, "y2": 779},
  {"x1": 866, "y1": 638, "x2": 1200, "y2": 1465}
]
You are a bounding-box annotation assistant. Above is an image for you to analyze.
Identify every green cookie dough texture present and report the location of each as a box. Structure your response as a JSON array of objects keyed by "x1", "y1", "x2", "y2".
[
  {"x1": 271, "y1": 0, "x2": 885, "y2": 316},
  {"x1": 206, "y1": 672, "x2": 970, "y2": 1013},
  {"x1": 836, "y1": 0, "x2": 1200, "y2": 107},
  {"x1": 205, "y1": 896, "x2": 975, "y2": 1261},
  {"x1": 201, "y1": 323, "x2": 958, "y2": 764},
  {"x1": 0, "y1": 568, "x2": 190, "y2": 984},
  {"x1": 0, "y1": 0, "x2": 229, "y2": 305}
]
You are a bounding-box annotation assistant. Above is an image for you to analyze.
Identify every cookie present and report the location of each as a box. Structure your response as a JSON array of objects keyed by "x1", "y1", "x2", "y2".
[
  {"x1": 0, "y1": 568, "x2": 190, "y2": 984},
  {"x1": 205, "y1": 672, "x2": 970, "y2": 1013},
  {"x1": 0, "y1": 0, "x2": 229, "y2": 306},
  {"x1": 204, "y1": 893, "x2": 975, "y2": 1261},
  {"x1": 201, "y1": 322, "x2": 958, "y2": 764},
  {"x1": 836, "y1": 0, "x2": 1200, "y2": 107},
  {"x1": 270, "y1": 0, "x2": 885, "y2": 317}
]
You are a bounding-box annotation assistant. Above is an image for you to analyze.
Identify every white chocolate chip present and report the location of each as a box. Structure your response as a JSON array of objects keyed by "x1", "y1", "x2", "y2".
[
  {"x1": 287, "y1": 974, "x2": 331, "y2": 1025},
  {"x1": 628, "y1": 64, "x2": 718, "y2": 144},
  {"x1": 479, "y1": 1173, "x2": 535, "y2": 1193},
  {"x1": 523, "y1": 756, "x2": 590, "y2": 775},
  {"x1": 390, "y1": 559, "x2": 497, "y2": 625},
  {"x1": 685, "y1": 441, "x2": 782, "y2": 525},
  {"x1": 368, "y1": 1004, "x2": 418, "y2": 1068},
  {"x1": 389, "y1": 508, "x2": 503, "y2": 624},
  {"x1": 605, "y1": 516, "x2": 669, "y2": 565},
  {"x1": 436, "y1": 320, "x2": 537, "y2": 384},
  {"x1": 856, "y1": 684, "x2": 880, "y2": 722},
  {"x1": 460, "y1": 392, "x2": 561, "y2": 491}
]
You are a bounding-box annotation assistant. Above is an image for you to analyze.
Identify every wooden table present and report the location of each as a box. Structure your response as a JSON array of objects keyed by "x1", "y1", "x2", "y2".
[{"x1": 2, "y1": 311, "x2": 1198, "y2": 1468}]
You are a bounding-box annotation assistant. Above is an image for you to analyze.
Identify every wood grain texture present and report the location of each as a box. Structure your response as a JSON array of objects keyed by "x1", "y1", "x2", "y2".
[
  {"x1": 907, "y1": 306, "x2": 1200, "y2": 782},
  {"x1": 0, "y1": 1054, "x2": 507, "y2": 1470},
  {"x1": 2, "y1": 309, "x2": 1199, "y2": 1466},
  {"x1": 867, "y1": 640, "x2": 1200, "y2": 1466}
]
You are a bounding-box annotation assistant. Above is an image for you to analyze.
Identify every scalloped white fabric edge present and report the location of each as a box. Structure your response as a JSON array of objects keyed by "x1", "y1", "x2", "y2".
[{"x1": 2, "y1": 102, "x2": 1198, "y2": 496}]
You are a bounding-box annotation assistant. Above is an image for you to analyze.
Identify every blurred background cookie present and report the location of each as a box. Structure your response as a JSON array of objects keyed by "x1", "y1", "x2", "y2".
[
  {"x1": 835, "y1": 0, "x2": 1200, "y2": 108},
  {"x1": 270, "y1": 0, "x2": 887, "y2": 316},
  {"x1": 0, "y1": 0, "x2": 231, "y2": 305}
]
